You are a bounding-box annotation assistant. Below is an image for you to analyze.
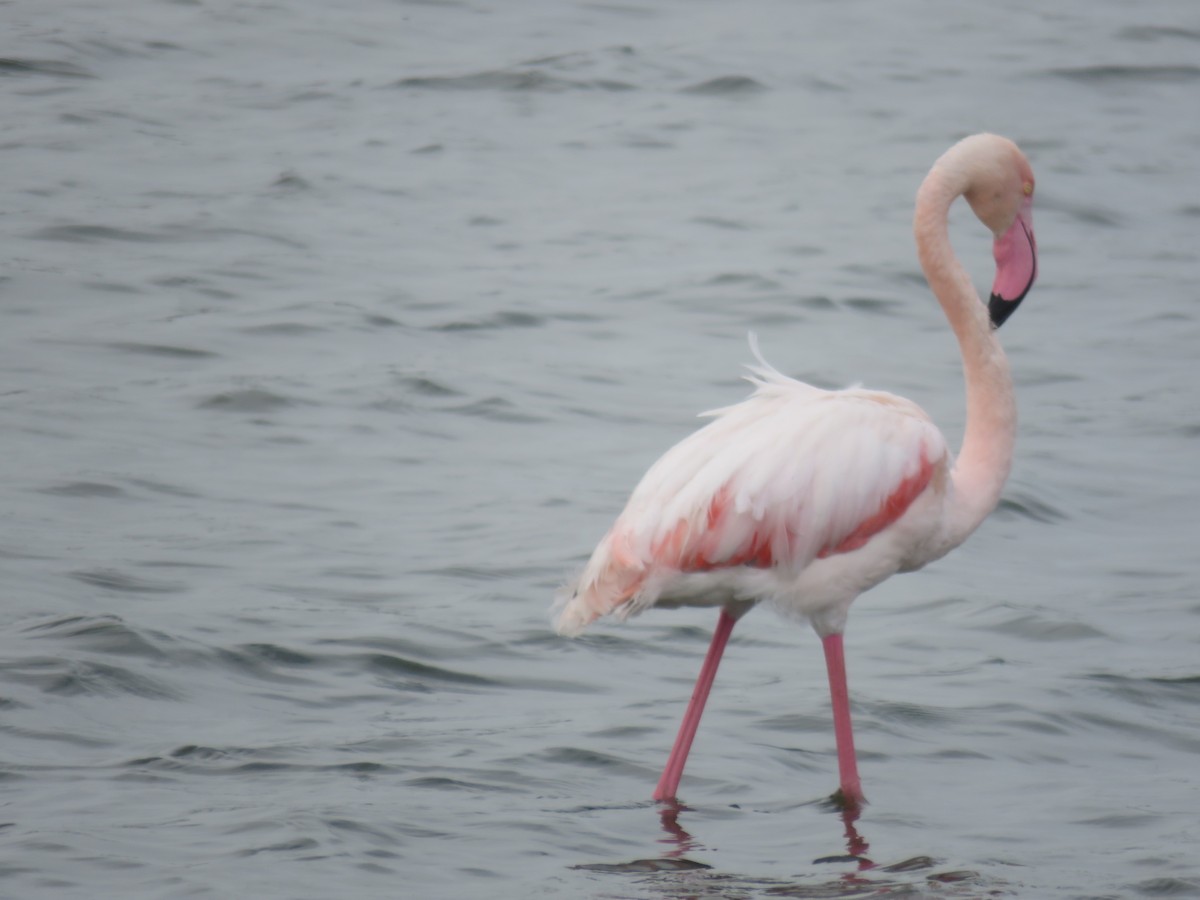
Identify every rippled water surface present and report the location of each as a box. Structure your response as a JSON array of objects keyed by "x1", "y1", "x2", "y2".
[{"x1": 3, "y1": 1, "x2": 1199, "y2": 897}]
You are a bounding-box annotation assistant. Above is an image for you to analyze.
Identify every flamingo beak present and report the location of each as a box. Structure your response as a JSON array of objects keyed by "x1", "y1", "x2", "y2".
[{"x1": 988, "y1": 197, "x2": 1037, "y2": 328}]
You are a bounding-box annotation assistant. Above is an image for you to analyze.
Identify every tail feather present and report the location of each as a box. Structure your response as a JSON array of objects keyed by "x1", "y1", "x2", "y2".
[
  {"x1": 551, "y1": 584, "x2": 595, "y2": 638},
  {"x1": 552, "y1": 531, "x2": 649, "y2": 636}
]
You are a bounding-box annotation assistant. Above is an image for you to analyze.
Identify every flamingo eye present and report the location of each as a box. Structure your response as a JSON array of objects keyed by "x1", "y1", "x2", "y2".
[{"x1": 1023, "y1": 181, "x2": 1034, "y2": 197}]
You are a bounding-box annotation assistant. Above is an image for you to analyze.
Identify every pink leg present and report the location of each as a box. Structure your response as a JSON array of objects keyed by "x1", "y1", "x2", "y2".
[
  {"x1": 653, "y1": 607, "x2": 738, "y2": 801},
  {"x1": 822, "y1": 633, "x2": 865, "y2": 806}
]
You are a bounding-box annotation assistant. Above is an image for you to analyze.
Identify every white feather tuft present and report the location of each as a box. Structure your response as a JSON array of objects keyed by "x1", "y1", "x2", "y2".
[{"x1": 551, "y1": 570, "x2": 588, "y2": 637}]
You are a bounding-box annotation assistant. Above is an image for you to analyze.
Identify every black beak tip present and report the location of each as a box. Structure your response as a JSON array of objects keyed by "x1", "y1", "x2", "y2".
[{"x1": 988, "y1": 293, "x2": 1022, "y2": 329}]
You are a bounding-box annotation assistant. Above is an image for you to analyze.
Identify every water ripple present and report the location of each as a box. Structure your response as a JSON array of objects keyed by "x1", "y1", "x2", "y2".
[
  {"x1": 0, "y1": 657, "x2": 179, "y2": 699},
  {"x1": 123, "y1": 752, "x2": 400, "y2": 778},
  {"x1": 449, "y1": 397, "x2": 546, "y2": 423},
  {"x1": 841, "y1": 296, "x2": 904, "y2": 316},
  {"x1": 38, "y1": 481, "x2": 129, "y2": 498},
  {"x1": 104, "y1": 341, "x2": 219, "y2": 359},
  {"x1": 29, "y1": 224, "x2": 180, "y2": 244},
  {"x1": 1086, "y1": 673, "x2": 1200, "y2": 709},
  {"x1": 197, "y1": 388, "x2": 304, "y2": 412},
  {"x1": 994, "y1": 490, "x2": 1068, "y2": 523},
  {"x1": 1116, "y1": 26, "x2": 1200, "y2": 43},
  {"x1": 360, "y1": 652, "x2": 499, "y2": 688},
  {"x1": 1128, "y1": 877, "x2": 1200, "y2": 896},
  {"x1": 681, "y1": 75, "x2": 767, "y2": 95},
  {"x1": 23, "y1": 615, "x2": 169, "y2": 658},
  {"x1": 984, "y1": 612, "x2": 1107, "y2": 642},
  {"x1": 429, "y1": 310, "x2": 544, "y2": 331},
  {"x1": 0, "y1": 57, "x2": 94, "y2": 78},
  {"x1": 396, "y1": 375, "x2": 463, "y2": 398},
  {"x1": 574, "y1": 857, "x2": 711, "y2": 872},
  {"x1": 1048, "y1": 65, "x2": 1200, "y2": 84},
  {"x1": 394, "y1": 69, "x2": 634, "y2": 93},
  {"x1": 28, "y1": 223, "x2": 306, "y2": 249},
  {"x1": 69, "y1": 568, "x2": 186, "y2": 595}
]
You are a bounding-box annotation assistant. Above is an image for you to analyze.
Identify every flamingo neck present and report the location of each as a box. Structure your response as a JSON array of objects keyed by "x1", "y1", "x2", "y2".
[{"x1": 914, "y1": 164, "x2": 1016, "y2": 549}]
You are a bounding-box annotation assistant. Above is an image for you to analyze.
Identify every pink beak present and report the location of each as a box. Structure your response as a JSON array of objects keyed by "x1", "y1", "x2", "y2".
[{"x1": 988, "y1": 196, "x2": 1037, "y2": 328}]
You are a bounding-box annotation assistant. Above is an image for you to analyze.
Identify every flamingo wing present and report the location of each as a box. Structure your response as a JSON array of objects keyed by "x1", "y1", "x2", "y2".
[{"x1": 556, "y1": 358, "x2": 948, "y2": 636}]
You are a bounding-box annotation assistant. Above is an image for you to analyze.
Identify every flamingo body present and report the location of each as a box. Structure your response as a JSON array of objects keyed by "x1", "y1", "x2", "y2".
[
  {"x1": 556, "y1": 360, "x2": 953, "y2": 639},
  {"x1": 555, "y1": 133, "x2": 1039, "y2": 806}
]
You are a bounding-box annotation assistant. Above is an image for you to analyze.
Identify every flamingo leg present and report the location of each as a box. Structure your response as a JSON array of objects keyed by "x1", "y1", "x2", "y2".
[
  {"x1": 822, "y1": 632, "x2": 865, "y2": 806},
  {"x1": 652, "y1": 607, "x2": 738, "y2": 801}
]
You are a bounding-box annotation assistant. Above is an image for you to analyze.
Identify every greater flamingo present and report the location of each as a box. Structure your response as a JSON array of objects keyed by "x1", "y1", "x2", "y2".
[{"x1": 555, "y1": 134, "x2": 1038, "y2": 807}]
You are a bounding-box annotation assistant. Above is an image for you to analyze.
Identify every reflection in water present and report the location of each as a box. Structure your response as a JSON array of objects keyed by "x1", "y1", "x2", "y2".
[
  {"x1": 660, "y1": 796, "x2": 872, "y2": 867},
  {"x1": 657, "y1": 800, "x2": 700, "y2": 858},
  {"x1": 573, "y1": 800, "x2": 989, "y2": 898},
  {"x1": 812, "y1": 806, "x2": 873, "y2": 871}
]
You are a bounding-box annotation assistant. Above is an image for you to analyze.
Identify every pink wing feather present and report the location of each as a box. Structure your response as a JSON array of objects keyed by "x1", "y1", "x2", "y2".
[{"x1": 555, "y1": 351, "x2": 948, "y2": 636}]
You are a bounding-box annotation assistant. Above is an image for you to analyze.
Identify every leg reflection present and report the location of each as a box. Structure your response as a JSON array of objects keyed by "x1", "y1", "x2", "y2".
[
  {"x1": 841, "y1": 806, "x2": 873, "y2": 869},
  {"x1": 657, "y1": 798, "x2": 874, "y2": 869},
  {"x1": 656, "y1": 799, "x2": 699, "y2": 857}
]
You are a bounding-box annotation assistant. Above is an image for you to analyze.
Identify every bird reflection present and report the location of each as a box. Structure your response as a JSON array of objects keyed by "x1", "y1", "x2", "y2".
[
  {"x1": 657, "y1": 793, "x2": 874, "y2": 869},
  {"x1": 573, "y1": 800, "x2": 974, "y2": 895}
]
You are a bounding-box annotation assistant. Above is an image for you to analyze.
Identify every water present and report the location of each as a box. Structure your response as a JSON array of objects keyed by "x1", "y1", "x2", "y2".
[{"x1": 2, "y1": 1, "x2": 1199, "y2": 897}]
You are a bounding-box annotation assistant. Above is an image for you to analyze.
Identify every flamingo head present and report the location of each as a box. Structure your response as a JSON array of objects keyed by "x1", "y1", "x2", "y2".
[{"x1": 960, "y1": 136, "x2": 1038, "y2": 328}]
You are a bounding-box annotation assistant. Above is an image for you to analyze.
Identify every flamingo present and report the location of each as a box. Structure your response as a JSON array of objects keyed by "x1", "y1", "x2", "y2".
[{"x1": 554, "y1": 134, "x2": 1038, "y2": 807}]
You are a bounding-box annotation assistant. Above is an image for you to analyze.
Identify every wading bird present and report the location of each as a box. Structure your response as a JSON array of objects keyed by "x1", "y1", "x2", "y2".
[{"x1": 554, "y1": 134, "x2": 1038, "y2": 806}]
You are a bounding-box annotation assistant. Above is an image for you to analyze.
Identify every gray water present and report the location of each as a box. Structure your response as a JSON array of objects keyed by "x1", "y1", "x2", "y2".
[{"x1": 3, "y1": 1, "x2": 1199, "y2": 897}]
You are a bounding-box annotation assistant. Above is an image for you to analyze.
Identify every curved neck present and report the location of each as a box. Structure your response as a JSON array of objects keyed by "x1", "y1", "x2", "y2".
[{"x1": 914, "y1": 166, "x2": 1016, "y2": 547}]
